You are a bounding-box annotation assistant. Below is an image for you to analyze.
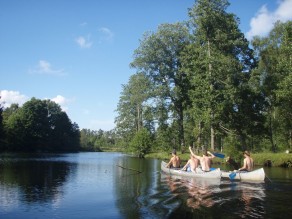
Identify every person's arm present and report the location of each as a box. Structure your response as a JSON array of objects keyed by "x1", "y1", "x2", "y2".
[
  {"x1": 207, "y1": 151, "x2": 215, "y2": 159},
  {"x1": 166, "y1": 157, "x2": 173, "y2": 168},
  {"x1": 189, "y1": 146, "x2": 200, "y2": 159},
  {"x1": 181, "y1": 160, "x2": 190, "y2": 170},
  {"x1": 238, "y1": 158, "x2": 247, "y2": 171}
]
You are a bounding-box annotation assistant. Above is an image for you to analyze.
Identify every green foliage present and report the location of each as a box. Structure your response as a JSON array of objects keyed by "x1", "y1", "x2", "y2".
[
  {"x1": 252, "y1": 21, "x2": 292, "y2": 151},
  {"x1": 113, "y1": 1, "x2": 291, "y2": 155},
  {"x1": 253, "y1": 152, "x2": 292, "y2": 167},
  {"x1": 221, "y1": 135, "x2": 243, "y2": 163},
  {"x1": 131, "y1": 22, "x2": 192, "y2": 148},
  {"x1": 129, "y1": 128, "x2": 152, "y2": 158},
  {"x1": 1, "y1": 98, "x2": 80, "y2": 152},
  {"x1": 115, "y1": 72, "x2": 153, "y2": 146},
  {"x1": 184, "y1": 0, "x2": 260, "y2": 150},
  {"x1": 80, "y1": 129, "x2": 116, "y2": 151}
]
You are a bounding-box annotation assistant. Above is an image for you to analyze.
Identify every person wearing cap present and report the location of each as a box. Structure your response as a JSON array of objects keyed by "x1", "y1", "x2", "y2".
[
  {"x1": 188, "y1": 146, "x2": 215, "y2": 172},
  {"x1": 166, "y1": 149, "x2": 181, "y2": 168},
  {"x1": 238, "y1": 151, "x2": 254, "y2": 172}
]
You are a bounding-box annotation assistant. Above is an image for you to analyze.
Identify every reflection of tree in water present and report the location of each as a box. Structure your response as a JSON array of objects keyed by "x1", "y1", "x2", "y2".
[
  {"x1": 0, "y1": 159, "x2": 74, "y2": 203},
  {"x1": 114, "y1": 157, "x2": 169, "y2": 218},
  {"x1": 237, "y1": 184, "x2": 266, "y2": 218}
]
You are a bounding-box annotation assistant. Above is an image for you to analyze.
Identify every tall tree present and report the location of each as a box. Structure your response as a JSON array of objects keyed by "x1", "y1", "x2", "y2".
[
  {"x1": 131, "y1": 22, "x2": 191, "y2": 150},
  {"x1": 184, "y1": 0, "x2": 258, "y2": 150},
  {"x1": 252, "y1": 21, "x2": 292, "y2": 151},
  {"x1": 115, "y1": 72, "x2": 152, "y2": 149}
]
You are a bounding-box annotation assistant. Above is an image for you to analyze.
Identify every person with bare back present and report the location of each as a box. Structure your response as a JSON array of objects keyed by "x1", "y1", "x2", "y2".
[
  {"x1": 188, "y1": 146, "x2": 215, "y2": 172},
  {"x1": 166, "y1": 149, "x2": 181, "y2": 168},
  {"x1": 181, "y1": 154, "x2": 199, "y2": 172},
  {"x1": 238, "y1": 151, "x2": 254, "y2": 172}
]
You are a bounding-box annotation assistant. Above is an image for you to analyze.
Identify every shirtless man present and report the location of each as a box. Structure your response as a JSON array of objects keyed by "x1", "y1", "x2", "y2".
[
  {"x1": 181, "y1": 154, "x2": 199, "y2": 172},
  {"x1": 166, "y1": 149, "x2": 181, "y2": 168},
  {"x1": 188, "y1": 146, "x2": 215, "y2": 172},
  {"x1": 238, "y1": 151, "x2": 254, "y2": 172}
]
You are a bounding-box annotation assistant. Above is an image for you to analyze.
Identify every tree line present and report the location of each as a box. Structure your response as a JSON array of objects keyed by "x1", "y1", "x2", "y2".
[
  {"x1": 114, "y1": 0, "x2": 292, "y2": 157},
  {"x1": 0, "y1": 98, "x2": 80, "y2": 152},
  {"x1": 0, "y1": 0, "x2": 291, "y2": 156},
  {"x1": 0, "y1": 97, "x2": 117, "y2": 153}
]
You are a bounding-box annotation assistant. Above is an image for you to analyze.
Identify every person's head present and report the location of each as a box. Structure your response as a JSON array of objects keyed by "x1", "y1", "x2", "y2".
[
  {"x1": 171, "y1": 149, "x2": 177, "y2": 156},
  {"x1": 243, "y1": 150, "x2": 250, "y2": 157},
  {"x1": 202, "y1": 150, "x2": 208, "y2": 156}
]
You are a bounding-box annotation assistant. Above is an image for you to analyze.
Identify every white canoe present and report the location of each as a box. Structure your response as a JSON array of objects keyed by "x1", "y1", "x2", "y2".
[
  {"x1": 161, "y1": 161, "x2": 221, "y2": 179},
  {"x1": 221, "y1": 168, "x2": 266, "y2": 182}
]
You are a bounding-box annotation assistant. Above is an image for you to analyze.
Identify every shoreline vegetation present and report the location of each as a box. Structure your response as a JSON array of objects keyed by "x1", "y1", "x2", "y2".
[
  {"x1": 1, "y1": 150, "x2": 291, "y2": 168},
  {"x1": 100, "y1": 147, "x2": 292, "y2": 168}
]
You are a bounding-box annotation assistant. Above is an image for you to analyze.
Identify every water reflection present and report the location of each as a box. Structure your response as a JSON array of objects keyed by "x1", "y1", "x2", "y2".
[
  {"x1": 161, "y1": 172, "x2": 267, "y2": 218},
  {"x1": 162, "y1": 174, "x2": 220, "y2": 209},
  {"x1": 0, "y1": 158, "x2": 74, "y2": 212},
  {"x1": 222, "y1": 181, "x2": 266, "y2": 218},
  {"x1": 1, "y1": 153, "x2": 292, "y2": 219}
]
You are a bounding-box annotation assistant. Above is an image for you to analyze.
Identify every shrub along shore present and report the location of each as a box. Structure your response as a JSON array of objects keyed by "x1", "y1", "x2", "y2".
[{"x1": 145, "y1": 152, "x2": 292, "y2": 168}]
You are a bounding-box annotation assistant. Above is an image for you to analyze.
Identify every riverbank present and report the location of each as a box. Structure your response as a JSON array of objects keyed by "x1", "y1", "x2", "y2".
[{"x1": 145, "y1": 151, "x2": 292, "y2": 168}]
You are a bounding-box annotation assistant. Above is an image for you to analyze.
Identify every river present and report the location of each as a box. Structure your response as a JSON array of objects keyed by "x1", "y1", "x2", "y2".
[{"x1": 0, "y1": 152, "x2": 291, "y2": 218}]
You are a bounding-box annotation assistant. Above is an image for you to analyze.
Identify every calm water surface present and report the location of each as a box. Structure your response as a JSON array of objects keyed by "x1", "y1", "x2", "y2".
[{"x1": 0, "y1": 152, "x2": 292, "y2": 219}]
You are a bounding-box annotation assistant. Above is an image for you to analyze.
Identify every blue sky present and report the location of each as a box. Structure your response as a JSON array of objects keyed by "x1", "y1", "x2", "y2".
[{"x1": 1, "y1": 0, "x2": 292, "y2": 131}]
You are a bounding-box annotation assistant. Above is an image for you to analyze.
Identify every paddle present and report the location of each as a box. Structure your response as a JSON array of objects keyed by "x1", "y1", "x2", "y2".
[
  {"x1": 213, "y1": 152, "x2": 225, "y2": 159},
  {"x1": 229, "y1": 171, "x2": 237, "y2": 180}
]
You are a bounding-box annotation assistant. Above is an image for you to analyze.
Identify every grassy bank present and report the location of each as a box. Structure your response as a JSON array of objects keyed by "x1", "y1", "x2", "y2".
[{"x1": 145, "y1": 151, "x2": 292, "y2": 168}]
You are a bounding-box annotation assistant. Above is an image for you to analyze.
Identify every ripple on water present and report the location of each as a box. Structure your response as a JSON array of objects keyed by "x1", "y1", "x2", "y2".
[{"x1": 155, "y1": 173, "x2": 267, "y2": 218}]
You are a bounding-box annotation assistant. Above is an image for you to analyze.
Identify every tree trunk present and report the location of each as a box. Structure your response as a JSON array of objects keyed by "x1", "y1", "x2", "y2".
[
  {"x1": 178, "y1": 104, "x2": 185, "y2": 151},
  {"x1": 268, "y1": 112, "x2": 276, "y2": 152},
  {"x1": 197, "y1": 121, "x2": 202, "y2": 146},
  {"x1": 207, "y1": 39, "x2": 215, "y2": 150},
  {"x1": 289, "y1": 130, "x2": 292, "y2": 149},
  {"x1": 211, "y1": 123, "x2": 215, "y2": 150}
]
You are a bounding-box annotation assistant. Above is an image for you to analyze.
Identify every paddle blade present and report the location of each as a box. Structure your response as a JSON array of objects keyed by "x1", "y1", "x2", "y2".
[
  {"x1": 229, "y1": 172, "x2": 236, "y2": 180},
  {"x1": 213, "y1": 153, "x2": 225, "y2": 158}
]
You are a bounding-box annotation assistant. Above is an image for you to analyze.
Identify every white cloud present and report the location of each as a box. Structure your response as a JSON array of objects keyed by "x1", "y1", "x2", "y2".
[
  {"x1": 98, "y1": 27, "x2": 114, "y2": 42},
  {"x1": 0, "y1": 90, "x2": 28, "y2": 108},
  {"x1": 75, "y1": 35, "x2": 93, "y2": 48},
  {"x1": 246, "y1": 0, "x2": 292, "y2": 40},
  {"x1": 0, "y1": 91, "x2": 73, "y2": 112},
  {"x1": 29, "y1": 60, "x2": 67, "y2": 76},
  {"x1": 51, "y1": 95, "x2": 73, "y2": 112}
]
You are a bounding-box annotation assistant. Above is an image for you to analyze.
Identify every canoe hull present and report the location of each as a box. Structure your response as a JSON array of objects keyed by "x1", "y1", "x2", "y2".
[
  {"x1": 161, "y1": 161, "x2": 221, "y2": 179},
  {"x1": 221, "y1": 168, "x2": 265, "y2": 182}
]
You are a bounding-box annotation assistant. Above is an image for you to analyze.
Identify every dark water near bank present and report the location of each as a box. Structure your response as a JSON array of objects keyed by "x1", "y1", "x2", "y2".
[{"x1": 0, "y1": 152, "x2": 292, "y2": 218}]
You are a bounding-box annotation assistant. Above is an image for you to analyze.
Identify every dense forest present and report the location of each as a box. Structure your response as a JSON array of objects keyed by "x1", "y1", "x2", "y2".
[
  {"x1": 115, "y1": 0, "x2": 292, "y2": 157},
  {"x1": 0, "y1": 97, "x2": 116, "y2": 153},
  {"x1": 0, "y1": 0, "x2": 291, "y2": 156}
]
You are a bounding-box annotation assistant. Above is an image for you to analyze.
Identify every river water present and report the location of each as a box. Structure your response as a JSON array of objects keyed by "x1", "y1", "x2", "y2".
[{"x1": 0, "y1": 152, "x2": 291, "y2": 219}]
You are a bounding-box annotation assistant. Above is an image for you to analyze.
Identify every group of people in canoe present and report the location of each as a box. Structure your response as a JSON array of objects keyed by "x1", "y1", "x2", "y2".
[{"x1": 166, "y1": 146, "x2": 254, "y2": 173}]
